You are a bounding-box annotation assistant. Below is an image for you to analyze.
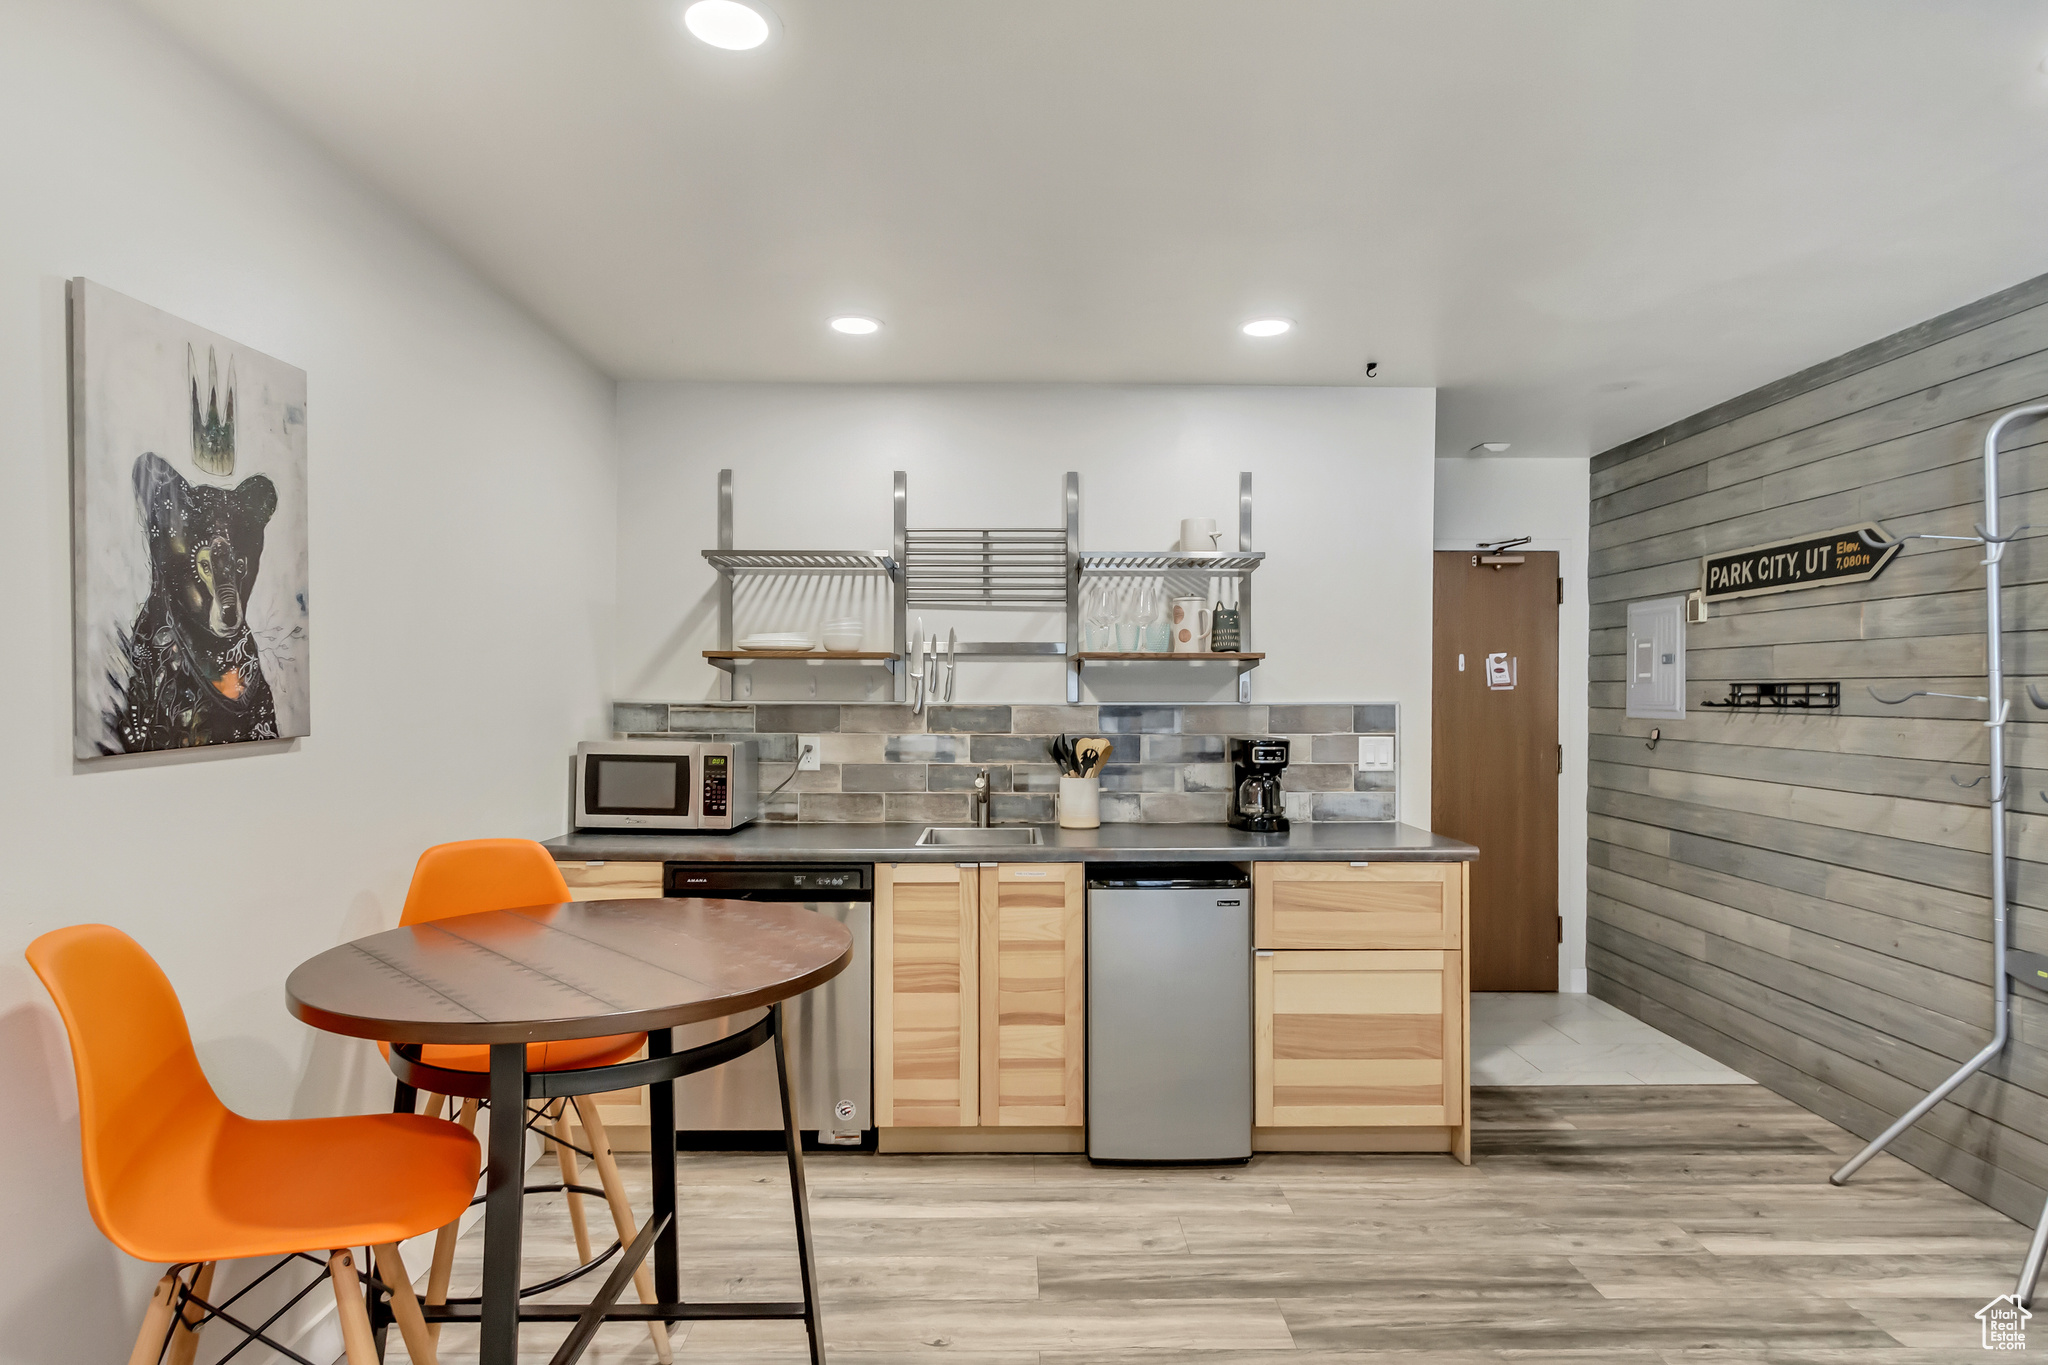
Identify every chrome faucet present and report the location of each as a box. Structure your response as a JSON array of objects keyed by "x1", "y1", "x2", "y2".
[{"x1": 972, "y1": 768, "x2": 991, "y2": 827}]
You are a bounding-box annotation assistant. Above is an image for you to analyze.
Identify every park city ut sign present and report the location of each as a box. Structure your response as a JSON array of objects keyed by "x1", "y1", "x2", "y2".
[{"x1": 1699, "y1": 523, "x2": 1900, "y2": 603}]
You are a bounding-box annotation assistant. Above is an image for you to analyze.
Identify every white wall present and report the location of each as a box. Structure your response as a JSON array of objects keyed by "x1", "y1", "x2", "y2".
[
  {"x1": 616, "y1": 382, "x2": 1440, "y2": 824},
  {"x1": 1434, "y1": 457, "x2": 1592, "y2": 991},
  {"x1": 0, "y1": 2, "x2": 617, "y2": 1359}
]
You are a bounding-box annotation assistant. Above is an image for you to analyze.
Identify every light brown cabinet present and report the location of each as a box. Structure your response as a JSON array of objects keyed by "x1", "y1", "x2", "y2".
[
  {"x1": 875, "y1": 863, "x2": 981, "y2": 1128},
  {"x1": 1253, "y1": 860, "x2": 1471, "y2": 1162},
  {"x1": 875, "y1": 862, "x2": 1085, "y2": 1143},
  {"x1": 558, "y1": 860, "x2": 665, "y2": 900},
  {"x1": 978, "y1": 863, "x2": 1085, "y2": 1127}
]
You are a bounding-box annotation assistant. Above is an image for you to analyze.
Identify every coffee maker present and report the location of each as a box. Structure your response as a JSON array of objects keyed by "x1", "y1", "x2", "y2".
[{"x1": 1226, "y1": 737, "x2": 1291, "y2": 833}]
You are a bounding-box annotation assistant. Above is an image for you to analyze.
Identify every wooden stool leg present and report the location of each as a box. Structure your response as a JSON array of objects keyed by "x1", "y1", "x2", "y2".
[
  {"x1": 425, "y1": 1097, "x2": 480, "y2": 1346},
  {"x1": 163, "y1": 1262, "x2": 214, "y2": 1365},
  {"x1": 328, "y1": 1251, "x2": 379, "y2": 1365},
  {"x1": 423, "y1": 1090, "x2": 448, "y2": 1121},
  {"x1": 127, "y1": 1272, "x2": 180, "y2": 1365},
  {"x1": 371, "y1": 1242, "x2": 438, "y2": 1365},
  {"x1": 573, "y1": 1095, "x2": 673, "y2": 1364},
  {"x1": 547, "y1": 1101, "x2": 595, "y2": 1264}
]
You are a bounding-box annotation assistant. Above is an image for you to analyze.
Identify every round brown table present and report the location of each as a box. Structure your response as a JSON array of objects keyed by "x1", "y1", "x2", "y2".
[{"x1": 287, "y1": 897, "x2": 852, "y2": 1365}]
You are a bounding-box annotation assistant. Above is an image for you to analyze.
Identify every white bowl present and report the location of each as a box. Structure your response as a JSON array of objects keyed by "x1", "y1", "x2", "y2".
[{"x1": 822, "y1": 628, "x2": 865, "y2": 652}]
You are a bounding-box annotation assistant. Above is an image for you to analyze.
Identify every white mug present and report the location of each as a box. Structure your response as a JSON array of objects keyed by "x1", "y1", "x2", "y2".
[
  {"x1": 1170, "y1": 595, "x2": 1212, "y2": 652},
  {"x1": 1178, "y1": 518, "x2": 1220, "y2": 553}
]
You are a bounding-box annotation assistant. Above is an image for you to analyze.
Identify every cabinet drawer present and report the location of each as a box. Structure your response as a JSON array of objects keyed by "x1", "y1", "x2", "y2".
[
  {"x1": 1254, "y1": 862, "x2": 1460, "y2": 949},
  {"x1": 558, "y1": 860, "x2": 664, "y2": 900},
  {"x1": 1255, "y1": 949, "x2": 1463, "y2": 1128}
]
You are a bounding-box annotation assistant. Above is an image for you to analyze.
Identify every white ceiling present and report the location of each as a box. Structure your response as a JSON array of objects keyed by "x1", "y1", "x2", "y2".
[{"x1": 134, "y1": 0, "x2": 2048, "y2": 458}]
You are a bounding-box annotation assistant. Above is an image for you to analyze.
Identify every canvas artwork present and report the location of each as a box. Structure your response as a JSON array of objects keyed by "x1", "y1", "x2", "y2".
[{"x1": 70, "y1": 279, "x2": 309, "y2": 757}]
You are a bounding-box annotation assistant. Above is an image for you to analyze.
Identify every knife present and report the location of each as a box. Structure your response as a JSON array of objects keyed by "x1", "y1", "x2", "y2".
[
  {"x1": 908, "y1": 620, "x2": 926, "y2": 712},
  {"x1": 944, "y1": 628, "x2": 957, "y2": 702}
]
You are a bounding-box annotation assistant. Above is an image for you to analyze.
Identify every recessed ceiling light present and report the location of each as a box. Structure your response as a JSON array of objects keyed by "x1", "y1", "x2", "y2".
[
  {"x1": 1241, "y1": 318, "x2": 1293, "y2": 338},
  {"x1": 829, "y1": 316, "x2": 881, "y2": 335},
  {"x1": 1472, "y1": 442, "x2": 1512, "y2": 454},
  {"x1": 682, "y1": 0, "x2": 774, "y2": 50}
]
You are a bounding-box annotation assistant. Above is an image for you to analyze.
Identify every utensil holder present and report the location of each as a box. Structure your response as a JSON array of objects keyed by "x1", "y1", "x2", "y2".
[{"x1": 1059, "y1": 776, "x2": 1101, "y2": 829}]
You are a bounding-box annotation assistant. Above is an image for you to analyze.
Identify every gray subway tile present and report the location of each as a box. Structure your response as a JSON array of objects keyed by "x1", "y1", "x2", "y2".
[
  {"x1": 613, "y1": 702, "x2": 669, "y2": 734},
  {"x1": 842, "y1": 763, "x2": 927, "y2": 793},
  {"x1": 671, "y1": 705, "x2": 754, "y2": 733},
  {"x1": 1182, "y1": 763, "x2": 1235, "y2": 793},
  {"x1": 885, "y1": 793, "x2": 974, "y2": 825},
  {"x1": 1311, "y1": 734, "x2": 1365, "y2": 765},
  {"x1": 1180, "y1": 704, "x2": 1268, "y2": 736},
  {"x1": 1098, "y1": 705, "x2": 1181, "y2": 735},
  {"x1": 930, "y1": 764, "x2": 1012, "y2": 791},
  {"x1": 991, "y1": 793, "x2": 1055, "y2": 824},
  {"x1": 755, "y1": 704, "x2": 841, "y2": 733},
  {"x1": 971, "y1": 734, "x2": 1058, "y2": 763},
  {"x1": 1354, "y1": 703, "x2": 1399, "y2": 733},
  {"x1": 786, "y1": 764, "x2": 841, "y2": 793},
  {"x1": 927, "y1": 705, "x2": 1013, "y2": 733},
  {"x1": 799, "y1": 792, "x2": 884, "y2": 823},
  {"x1": 1282, "y1": 763, "x2": 1356, "y2": 793},
  {"x1": 1143, "y1": 734, "x2": 1226, "y2": 763},
  {"x1": 1013, "y1": 705, "x2": 1100, "y2": 735},
  {"x1": 1355, "y1": 770, "x2": 1397, "y2": 792},
  {"x1": 1098, "y1": 764, "x2": 1178, "y2": 793},
  {"x1": 1268, "y1": 705, "x2": 1352, "y2": 734},
  {"x1": 839, "y1": 705, "x2": 925, "y2": 734},
  {"x1": 761, "y1": 792, "x2": 801, "y2": 822},
  {"x1": 1283, "y1": 791, "x2": 1315, "y2": 823},
  {"x1": 819, "y1": 732, "x2": 885, "y2": 764},
  {"x1": 884, "y1": 734, "x2": 967, "y2": 763},
  {"x1": 1010, "y1": 763, "x2": 1063, "y2": 793},
  {"x1": 740, "y1": 732, "x2": 799, "y2": 763},
  {"x1": 1314, "y1": 791, "x2": 1396, "y2": 822},
  {"x1": 1139, "y1": 792, "x2": 1229, "y2": 823},
  {"x1": 1097, "y1": 792, "x2": 1144, "y2": 824}
]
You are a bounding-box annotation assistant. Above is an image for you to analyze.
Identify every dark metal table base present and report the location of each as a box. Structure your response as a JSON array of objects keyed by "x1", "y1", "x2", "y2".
[{"x1": 374, "y1": 1002, "x2": 825, "y2": 1365}]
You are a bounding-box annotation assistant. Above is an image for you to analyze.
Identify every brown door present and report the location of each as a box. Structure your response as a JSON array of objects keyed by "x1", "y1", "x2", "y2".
[{"x1": 1432, "y1": 550, "x2": 1558, "y2": 991}]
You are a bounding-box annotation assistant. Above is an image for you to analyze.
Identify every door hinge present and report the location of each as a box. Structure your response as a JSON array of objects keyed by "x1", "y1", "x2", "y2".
[
  {"x1": 1557, "y1": 744, "x2": 1564, "y2": 774},
  {"x1": 1557, "y1": 577, "x2": 1564, "y2": 605},
  {"x1": 1558, "y1": 915, "x2": 1564, "y2": 944}
]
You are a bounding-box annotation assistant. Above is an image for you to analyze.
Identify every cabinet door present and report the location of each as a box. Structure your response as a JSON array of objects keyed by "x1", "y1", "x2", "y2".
[
  {"x1": 875, "y1": 864, "x2": 979, "y2": 1127},
  {"x1": 979, "y1": 863, "x2": 1085, "y2": 1126},
  {"x1": 1256, "y1": 949, "x2": 1463, "y2": 1127},
  {"x1": 1255, "y1": 863, "x2": 1461, "y2": 949}
]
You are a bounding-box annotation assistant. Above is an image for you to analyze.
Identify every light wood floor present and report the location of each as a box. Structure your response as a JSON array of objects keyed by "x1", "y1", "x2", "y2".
[{"x1": 389, "y1": 1086, "x2": 2031, "y2": 1363}]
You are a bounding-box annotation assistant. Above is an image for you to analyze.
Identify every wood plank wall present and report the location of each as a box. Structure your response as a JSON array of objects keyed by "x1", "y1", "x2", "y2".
[{"x1": 1588, "y1": 271, "x2": 2048, "y2": 1222}]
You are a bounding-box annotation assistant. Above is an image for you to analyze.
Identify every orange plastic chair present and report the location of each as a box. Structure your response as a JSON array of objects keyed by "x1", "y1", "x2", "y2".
[
  {"x1": 387, "y1": 839, "x2": 668, "y2": 1361},
  {"x1": 27, "y1": 924, "x2": 478, "y2": 1365}
]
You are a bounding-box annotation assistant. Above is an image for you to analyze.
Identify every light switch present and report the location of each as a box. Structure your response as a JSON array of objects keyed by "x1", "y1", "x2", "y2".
[{"x1": 1358, "y1": 735, "x2": 1395, "y2": 771}]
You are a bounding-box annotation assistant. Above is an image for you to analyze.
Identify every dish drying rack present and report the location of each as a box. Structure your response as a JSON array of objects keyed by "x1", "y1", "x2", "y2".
[{"x1": 702, "y1": 468, "x2": 1267, "y2": 703}]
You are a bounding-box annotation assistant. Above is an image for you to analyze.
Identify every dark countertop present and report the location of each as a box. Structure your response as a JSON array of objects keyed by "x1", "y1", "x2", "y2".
[{"x1": 544, "y1": 822, "x2": 1477, "y2": 864}]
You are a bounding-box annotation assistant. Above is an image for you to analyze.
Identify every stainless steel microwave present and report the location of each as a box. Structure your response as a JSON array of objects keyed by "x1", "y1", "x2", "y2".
[{"x1": 573, "y1": 740, "x2": 759, "y2": 831}]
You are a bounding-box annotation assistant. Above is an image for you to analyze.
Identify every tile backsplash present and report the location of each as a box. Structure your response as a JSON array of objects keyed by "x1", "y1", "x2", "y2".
[{"x1": 611, "y1": 702, "x2": 1400, "y2": 824}]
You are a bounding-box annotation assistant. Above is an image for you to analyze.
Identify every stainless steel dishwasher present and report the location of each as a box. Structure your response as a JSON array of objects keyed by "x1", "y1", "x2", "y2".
[
  {"x1": 662, "y1": 862, "x2": 872, "y2": 1150},
  {"x1": 1086, "y1": 863, "x2": 1253, "y2": 1163}
]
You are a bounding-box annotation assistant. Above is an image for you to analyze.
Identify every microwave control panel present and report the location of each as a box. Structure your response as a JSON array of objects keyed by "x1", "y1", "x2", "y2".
[{"x1": 701, "y1": 752, "x2": 729, "y2": 819}]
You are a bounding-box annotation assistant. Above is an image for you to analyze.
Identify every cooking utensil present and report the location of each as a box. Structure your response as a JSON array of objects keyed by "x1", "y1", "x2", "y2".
[
  {"x1": 944, "y1": 629, "x2": 957, "y2": 702},
  {"x1": 1049, "y1": 734, "x2": 1077, "y2": 776},
  {"x1": 1076, "y1": 737, "x2": 1112, "y2": 777},
  {"x1": 907, "y1": 621, "x2": 927, "y2": 713}
]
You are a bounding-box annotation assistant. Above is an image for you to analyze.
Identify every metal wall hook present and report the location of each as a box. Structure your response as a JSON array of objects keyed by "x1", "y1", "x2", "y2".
[
  {"x1": 1952, "y1": 773, "x2": 2009, "y2": 803},
  {"x1": 1859, "y1": 527, "x2": 1981, "y2": 551},
  {"x1": 1645, "y1": 728, "x2": 1660, "y2": 751},
  {"x1": 2027, "y1": 682, "x2": 2048, "y2": 711},
  {"x1": 1867, "y1": 685, "x2": 1989, "y2": 706}
]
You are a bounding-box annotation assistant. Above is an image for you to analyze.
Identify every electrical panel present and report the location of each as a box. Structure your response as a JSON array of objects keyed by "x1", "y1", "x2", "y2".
[{"x1": 1625, "y1": 596, "x2": 1686, "y2": 720}]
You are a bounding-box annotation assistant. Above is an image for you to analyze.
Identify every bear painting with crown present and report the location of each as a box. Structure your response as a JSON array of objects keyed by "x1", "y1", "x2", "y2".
[{"x1": 70, "y1": 281, "x2": 310, "y2": 757}]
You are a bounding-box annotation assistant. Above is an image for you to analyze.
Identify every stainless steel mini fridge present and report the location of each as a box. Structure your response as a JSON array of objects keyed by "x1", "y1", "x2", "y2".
[{"x1": 1086, "y1": 864, "x2": 1253, "y2": 1163}]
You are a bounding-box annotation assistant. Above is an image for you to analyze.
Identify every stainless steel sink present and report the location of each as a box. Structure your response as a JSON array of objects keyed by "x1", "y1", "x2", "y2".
[{"x1": 916, "y1": 826, "x2": 1043, "y2": 846}]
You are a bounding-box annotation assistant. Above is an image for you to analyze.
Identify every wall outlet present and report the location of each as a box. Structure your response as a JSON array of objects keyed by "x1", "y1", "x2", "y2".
[
  {"x1": 798, "y1": 736, "x2": 822, "y2": 771},
  {"x1": 1357, "y1": 735, "x2": 1395, "y2": 771}
]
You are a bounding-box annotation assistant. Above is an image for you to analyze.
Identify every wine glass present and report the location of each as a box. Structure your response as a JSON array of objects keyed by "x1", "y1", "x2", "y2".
[{"x1": 1086, "y1": 582, "x2": 1118, "y2": 652}]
